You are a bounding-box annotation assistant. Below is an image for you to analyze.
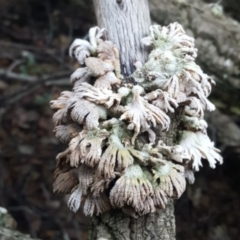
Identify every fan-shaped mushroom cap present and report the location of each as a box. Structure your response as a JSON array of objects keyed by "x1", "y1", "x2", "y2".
[
  {"x1": 85, "y1": 57, "x2": 114, "y2": 77},
  {"x1": 152, "y1": 160, "x2": 186, "y2": 198},
  {"x1": 53, "y1": 169, "x2": 78, "y2": 194},
  {"x1": 53, "y1": 124, "x2": 81, "y2": 143},
  {"x1": 83, "y1": 194, "x2": 111, "y2": 216},
  {"x1": 70, "y1": 67, "x2": 92, "y2": 85},
  {"x1": 110, "y1": 164, "x2": 154, "y2": 214},
  {"x1": 94, "y1": 71, "x2": 121, "y2": 89},
  {"x1": 179, "y1": 131, "x2": 223, "y2": 171}
]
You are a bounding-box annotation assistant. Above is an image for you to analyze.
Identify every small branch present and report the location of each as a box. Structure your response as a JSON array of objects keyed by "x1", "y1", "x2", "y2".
[
  {"x1": 0, "y1": 68, "x2": 37, "y2": 82},
  {"x1": 0, "y1": 40, "x2": 72, "y2": 69},
  {"x1": 0, "y1": 72, "x2": 71, "y2": 116},
  {"x1": 6, "y1": 59, "x2": 24, "y2": 73}
]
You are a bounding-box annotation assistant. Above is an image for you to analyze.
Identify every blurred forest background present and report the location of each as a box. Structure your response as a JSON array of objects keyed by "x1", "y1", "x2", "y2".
[{"x1": 0, "y1": 0, "x2": 240, "y2": 239}]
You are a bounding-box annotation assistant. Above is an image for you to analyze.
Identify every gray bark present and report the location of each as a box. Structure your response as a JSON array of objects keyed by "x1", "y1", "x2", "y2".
[
  {"x1": 93, "y1": 0, "x2": 151, "y2": 76},
  {"x1": 88, "y1": 201, "x2": 175, "y2": 240},
  {"x1": 90, "y1": 0, "x2": 177, "y2": 239}
]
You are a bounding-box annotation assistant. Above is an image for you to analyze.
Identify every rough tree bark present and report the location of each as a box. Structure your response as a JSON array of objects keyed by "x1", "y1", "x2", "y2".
[
  {"x1": 88, "y1": 1, "x2": 178, "y2": 239},
  {"x1": 93, "y1": 0, "x2": 151, "y2": 76}
]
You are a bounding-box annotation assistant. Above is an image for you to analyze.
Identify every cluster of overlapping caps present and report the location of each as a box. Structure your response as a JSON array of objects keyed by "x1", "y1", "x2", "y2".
[{"x1": 50, "y1": 22, "x2": 223, "y2": 217}]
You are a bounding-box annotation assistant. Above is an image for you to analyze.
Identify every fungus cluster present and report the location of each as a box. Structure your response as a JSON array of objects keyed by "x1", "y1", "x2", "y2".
[{"x1": 50, "y1": 23, "x2": 222, "y2": 217}]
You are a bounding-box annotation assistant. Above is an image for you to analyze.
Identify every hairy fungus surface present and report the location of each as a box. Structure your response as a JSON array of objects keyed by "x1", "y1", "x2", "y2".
[{"x1": 50, "y1": 23, "x2": 222, "y2": 217}]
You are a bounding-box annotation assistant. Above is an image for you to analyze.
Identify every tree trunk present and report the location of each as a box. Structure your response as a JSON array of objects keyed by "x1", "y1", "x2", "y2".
[
  {"x1": 88, "y1": 202, "x2": 175, "y2": 240},
  {"x1": 89, "y1": 1, "x2": 177, "y2": 239},
  {"x1": 93, "y1": 0, "x2": 151, "y2": 76}
]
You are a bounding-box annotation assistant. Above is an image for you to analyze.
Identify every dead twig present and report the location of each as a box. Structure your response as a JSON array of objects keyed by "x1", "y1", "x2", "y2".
[
  {"x1": 0, "y1": 68, "x2": 37, "y2": 82},
  {"x1": 0, "y1": 40, "x2": 72, "y2": 69},
  {"x1": 0, "y1": 71, "x2": 71, "y2": 116}
]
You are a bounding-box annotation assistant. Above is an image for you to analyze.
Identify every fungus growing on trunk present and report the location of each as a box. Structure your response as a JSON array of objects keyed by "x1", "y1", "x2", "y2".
[{"x1": 51, "y1": 23, "x2": 222, "y2": 217}]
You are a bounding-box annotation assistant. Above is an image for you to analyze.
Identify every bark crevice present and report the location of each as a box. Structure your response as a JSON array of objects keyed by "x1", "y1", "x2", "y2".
[{"x1": 88, "y1": 201, "x2": 175, "y2": 240}]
